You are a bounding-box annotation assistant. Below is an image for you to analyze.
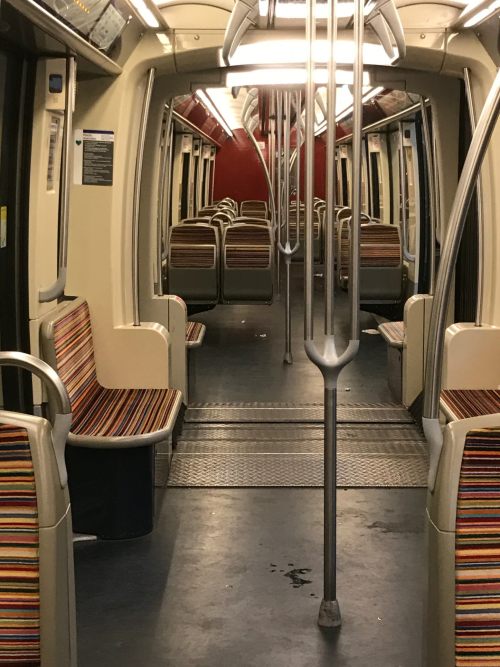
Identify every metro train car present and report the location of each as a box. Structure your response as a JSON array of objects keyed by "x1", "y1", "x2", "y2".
[{"x1": 0, "y1": 0, "x2": 498, "y2": 664}]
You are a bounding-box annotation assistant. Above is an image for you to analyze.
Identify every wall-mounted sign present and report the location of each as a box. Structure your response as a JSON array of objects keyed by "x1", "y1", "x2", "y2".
[{"x1": 74, "y1": 129, "x2": 114, "y2": 186}]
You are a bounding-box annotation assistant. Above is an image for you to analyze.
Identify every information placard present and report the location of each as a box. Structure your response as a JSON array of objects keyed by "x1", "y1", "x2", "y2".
[{"x1": 74, "y1": 129, "x2": 114, "y2": 186}]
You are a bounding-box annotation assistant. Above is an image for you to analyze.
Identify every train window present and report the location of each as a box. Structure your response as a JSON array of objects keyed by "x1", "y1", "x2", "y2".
[
  {"x1": 370, "y1": 152, "x2": 381, "y2": 219},
  {"x1": 341, "y1": 158, "x2": 348, "y2": 206},
  {"x1": 201, "y1": 160, "x2": 208, "y2": 208},
  {"x1": 193, "y1": 155, "x2": 199, "y2": 213},
  {"x1": 404, "y1": 145, "x2": 417, "y2": 253},
  {"x1": 180, "y1": 152, "x2": 190, "y2": 220}
]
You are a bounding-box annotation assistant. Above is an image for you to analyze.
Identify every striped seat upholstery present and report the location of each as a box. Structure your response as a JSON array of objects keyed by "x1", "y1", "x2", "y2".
[
  {"x1": 456, "y1": 428, "x2": 500, "y2": 665},
  {"x1": 185, "y1": 321, "x2": 206, "y2": 349},
  {"x1": 224, "y1": 225, "x2": 272, "y2": 269},
  {"x1": 441, "y1": 389, "x2": 500, "y2": 422},
  {"x1": 378, "y1": 321, "x2": 405, "y2": 348},
  {"x1": 49, "y1": 300, "x2": 182, "y2": 445},
  {"x1": 240, "y1": 200, "x2": 268, "y2": 216},
  {"x1": 0, "y1": 424, "x2": 40, "y2": 666}
]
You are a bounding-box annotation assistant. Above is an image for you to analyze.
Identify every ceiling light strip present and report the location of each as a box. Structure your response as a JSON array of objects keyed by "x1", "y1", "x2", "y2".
[{"x1": 196, "y1": 90, "x2": 234, "y2": 137}]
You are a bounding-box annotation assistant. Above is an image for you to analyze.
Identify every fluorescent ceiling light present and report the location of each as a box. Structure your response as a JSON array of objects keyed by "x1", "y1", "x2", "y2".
[
  {"x1": 228, "y1": 39, "x2": 397, "y2": 67},
  {"x1": 226, "y1": 68, "x2": 371, "y2": 87},
  {"x1": 129, "y1": 0, "x2": 160, "y2": 27},
  {"x1": 196, "y1": 89, "x2": 234, "y2": 137},
  {"x1": 205, "y1": 88, "x2": 242, "y2": 130},
  {"x1": 273, "y1": 0, "x2": 355, "y2": 19}
]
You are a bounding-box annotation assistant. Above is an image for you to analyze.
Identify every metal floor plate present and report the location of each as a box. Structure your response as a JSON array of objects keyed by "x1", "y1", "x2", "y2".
[
  {"x1": 185, "y1": 402, "x2": 413, "y2": 424},
  {"x1": 167, "y1": 452, "x2": 428, "y2": 488}
]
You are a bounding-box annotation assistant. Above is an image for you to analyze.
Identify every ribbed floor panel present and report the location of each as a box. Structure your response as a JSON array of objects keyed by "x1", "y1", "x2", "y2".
[
  {"x1": 170, "y1": 414, "x2": 427, "y2": 488},
  {"x1": 168, "y1": 452, "x2": 427, "y2": 488},
  {"x1": 184, "y1": 402, "x2": 413, "y2": 424}
]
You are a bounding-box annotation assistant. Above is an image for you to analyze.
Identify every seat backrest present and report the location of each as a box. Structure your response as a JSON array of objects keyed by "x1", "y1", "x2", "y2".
[
  {"x1": 360, "y1": 223, "x2": 401, "y2": 267},
  {"x1": 169, "y1": 224, "x2": 218, "y2": 269},
  {"x1": 0, "y1": 423, "x2": 41, "y2": 665},
  {"x1": 223, "y1": 224, "x2": 272, "y2": 269},
  {"x1": 180, "y1": 216, "x2": 211, "y2": 224},
  {"x1": 240, "y1": 200, "x2": 268, "y2": 216},
  {"x1": 41, "y1": 298, "x2": 101, "y2": 422},
  {"x1": 234, "y1": 216, "x2": 271, "y2": 226}
]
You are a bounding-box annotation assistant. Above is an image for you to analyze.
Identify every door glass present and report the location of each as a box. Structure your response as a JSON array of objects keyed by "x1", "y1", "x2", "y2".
[{"x1": 404, "y1": 145, "x2": 417, "y2": 254}]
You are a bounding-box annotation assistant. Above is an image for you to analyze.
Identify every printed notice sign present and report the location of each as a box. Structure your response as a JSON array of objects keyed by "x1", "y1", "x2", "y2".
[{"x1": 74, "y1": 129, "x2": 114, "y2": 186}]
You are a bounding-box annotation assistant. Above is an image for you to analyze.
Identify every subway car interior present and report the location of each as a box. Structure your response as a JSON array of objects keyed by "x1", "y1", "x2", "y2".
[{"x1": 0, "y1": 0, "x2": 499, "y2": 664}]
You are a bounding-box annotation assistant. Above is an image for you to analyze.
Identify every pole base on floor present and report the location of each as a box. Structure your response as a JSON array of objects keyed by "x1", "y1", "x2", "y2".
[
  {"x1": 283, "y1": 352, "x2": 293, "y2": 365},
  {"x1": 318, "y1": 598, "x2": 342, "y2": 628}
]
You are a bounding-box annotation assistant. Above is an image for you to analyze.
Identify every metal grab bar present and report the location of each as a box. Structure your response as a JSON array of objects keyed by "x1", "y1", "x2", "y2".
[
  {"x1": 423, "y1": 67, "x2": 500, "y2": 491},
  {"x1": 464, "y1": 68, "x2": 485, "y2": 327},
  {"x1": 221, "y1": 0, "x2": 258, "y2": 65},
  {"x1": 303, "y1": 0, "x2": 363, "y2": 630},
  {"x1": 419, "y1": 97, "x2": 437, "y2": 295},
  {"x1": 156, "y1": 102, "x2": 174, "y2": 297},
  {"x1": 398, "y1": 122, "x2": 416, "y2": 263},
  {"x1": 132, "y1": 68, "x2": 156, "y2": 326},
  {"x1": 276, "y1": 90, "x2": 300, "y2": 364},
  {"x1": 0, "y1": 352, "x2": 71, "y2": 487},
  {"x1": 39, "y1": 56, "x2": 76, "y2": 303}
]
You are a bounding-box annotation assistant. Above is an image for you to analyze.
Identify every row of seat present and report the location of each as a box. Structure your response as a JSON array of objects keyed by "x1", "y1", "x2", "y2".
[{"x1": 168, "y1": 222, "x2": 274, "y2": 304}]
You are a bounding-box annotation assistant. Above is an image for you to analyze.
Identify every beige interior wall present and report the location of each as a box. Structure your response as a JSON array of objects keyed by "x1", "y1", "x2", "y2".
[{"x1": 65, "y1": 37, "x2": 178, "y2": 389}]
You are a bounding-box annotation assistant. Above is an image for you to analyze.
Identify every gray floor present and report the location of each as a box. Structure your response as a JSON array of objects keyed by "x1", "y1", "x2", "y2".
[{"x1": 74, "y1": 268, "x2": 427, "y2": 666}]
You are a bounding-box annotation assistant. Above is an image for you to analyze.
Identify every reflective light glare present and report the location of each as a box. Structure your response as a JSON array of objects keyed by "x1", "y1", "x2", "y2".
[
  {"x1": 225, "y1": 67, "x2": 371, "y2": 87},
  {"x1": 273, "y1": 0, "x2": 355, "y2": 19},
  {"x1": 205, "y1": 88, "x2": 242, "y2": 130},
  {"x1": 130, "y1": 0, "x2": 159, "y2": 27},
  {"x1": 463, "y1": 0, "x2": 500, "y2": 25},
  {"x1": 196, "y1": 89, "x2": 234, "y2": 136},
  {"x1": 229, "y1": 39, "x2": 397, "y2": 67}
]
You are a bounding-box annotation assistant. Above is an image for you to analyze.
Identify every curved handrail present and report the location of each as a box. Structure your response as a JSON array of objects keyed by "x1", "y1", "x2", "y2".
[
  {"x1": 419, "y1": 97, "x2": 436, "y2": 295},
  {"x1": 132, "y1": 68, "x2": 156, "y2": 326},
  {"x1": 221, "y1": 0, "x2": 258, "y2": 65},
  {"x1": 0, "y1": 352, "x2": 71, "y2": 487},
  {"x1": 39, "y1": 57, "x2": 76, "y2": 303},
  {"x1": 156, "y1": 102, "x2": 174, "y2": 297},
  {"x1": 423, "y1": 67, "x2": 500, "y2": 491},
  {"x1": 464, "y1": 67, "x2": 485, "y2": 327}
]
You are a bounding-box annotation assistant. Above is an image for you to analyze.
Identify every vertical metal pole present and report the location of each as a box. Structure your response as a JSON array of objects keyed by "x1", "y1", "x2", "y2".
[
  {"x1": 463, "y1": 68, "x2": 484, "y2": 327},
  {"x1": 276, "y1": 90, "x2": 283, "y2": 296},
  {"x1": 283, "y1": 90, "x2": 293, "y2": 364},
  {"x1": 349, "y1": 0, "x2": 363, "y2": 342},
  {"x1": 132, "y1": 67, "x2": 156, "y2": 326},
  {"x1": 295, "y1": 90, "x2": 302, "y2": 247},
  {"x1": 325, "y1": 0, "x2": 337, "y2": 336},
  {"x1": 304, "y1": 0, "x2": 315, "y2": 344},
  {"x1": 419, "y1": 98, "x2": 436, "y2": 295},
  {"x1": 156, "y1": 103, "x2": 174, "y2": 297}
]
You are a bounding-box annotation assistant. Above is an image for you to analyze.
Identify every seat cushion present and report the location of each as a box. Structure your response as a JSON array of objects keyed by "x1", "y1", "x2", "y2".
[
  {"x1": 456, "y1": 428, "x2": 500, "y2": 666},
  {"x1": 441, "y1": 389, "x2": 500, "y2": 421},
  {"x1": 186, "y1": 322, "x2": 206, "y2": 349},
  {"x1": 378, "y1": 321, "x2": 405, "y2": 348},
  {"x1": 70, "y1": 387, "x2": 182, "y2": 442},
  {"x1": 0, "y1": 424, "x2": 40, "y2": 666}
]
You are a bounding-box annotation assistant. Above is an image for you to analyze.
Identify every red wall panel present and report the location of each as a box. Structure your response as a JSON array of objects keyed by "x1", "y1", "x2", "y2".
[{"x1": 213, "y1": 128, "x2": 268, "y2": 202}]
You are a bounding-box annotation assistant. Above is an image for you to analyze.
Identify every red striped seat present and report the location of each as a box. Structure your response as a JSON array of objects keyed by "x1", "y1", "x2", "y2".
[
  {"x1": 44, "y1": 299, "x2": 182, "y2": 447},
  {"x1": 0, "y1": 424, "x2": 40, "y2": 666},
  {"x1": 441, "y1": 389, "x2": 500, "y2": 421},
  {"x1": 456, "y1": 428, "x2": 500, "y2": 665},
  {"x1": 185, "y1": 321, "x2": 206, "y2": 349},
  {"x1": 378, "y1": 321, "x2": 405, "y2": 348}
]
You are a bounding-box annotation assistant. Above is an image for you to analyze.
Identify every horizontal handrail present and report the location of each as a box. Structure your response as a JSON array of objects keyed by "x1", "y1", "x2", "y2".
[{"x1": 172, "y1": 111, "x2": 223, "y2": 148}]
